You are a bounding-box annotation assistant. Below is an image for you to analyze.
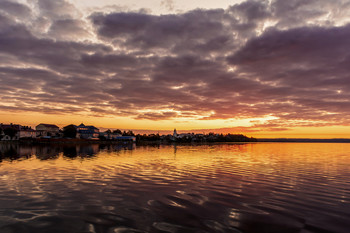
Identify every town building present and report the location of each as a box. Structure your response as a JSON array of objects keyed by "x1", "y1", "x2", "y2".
[
  {"x1": 19, "y1": 126, "x2": 36, "y2": 138},
  {"x1": 36, "y1": 123, "x2": 60, "y2": 138},
  {"x1": 99, "y1": 131, "x2": 122, "y2": 140},
  {"x1": 76, "y1": 123, "x2": 99, "y2": 139},
  {"x1": 0, "y1": 124, "x2": 36, "y2": 140},
  {"x1": 114, "y1": 136, "x2": 136, "y2": 142}
]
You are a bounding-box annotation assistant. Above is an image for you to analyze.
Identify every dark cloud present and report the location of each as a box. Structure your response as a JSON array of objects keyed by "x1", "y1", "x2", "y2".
[
  {"x1": 90, "y1": 9, "x2": 234, "y2": 55},
  {"x1": 136, "y1": 111, "x2": 178, "y2": 120},
  {"x1": 228, "y1": 0, "x2": 270, "y2": 23},
  {"x1": 1, "y1": 0, "x2": 350, "y2": 131},
  {"x1": 227, "y1": 23, "x2": 350, "y2": 123},
  {"x1": 0, "y1": 0, "x2": 32, "y2": 19},
  {"x1": 270, "y1": 0, "x2": 343, "y2": 28},
  {"x1": 36, "y1": 0, "x2": 81, "y2": 19},
  {"x1": 48, "y1": 19, "x2": 91, "y2": 40}
]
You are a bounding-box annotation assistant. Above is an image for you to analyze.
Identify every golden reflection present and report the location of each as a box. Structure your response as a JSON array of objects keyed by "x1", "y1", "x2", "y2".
[
  {"x1": 1, "y1": 143, "x2": 350, "y2": 180},
  {"x1": 1, "y1": 142, "x2": 350, "y2": 232}
]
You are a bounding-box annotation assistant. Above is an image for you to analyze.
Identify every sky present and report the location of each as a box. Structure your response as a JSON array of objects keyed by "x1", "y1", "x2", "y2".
[{"x1": 1, "y1": 0, "x2": 350, "y2": 138}]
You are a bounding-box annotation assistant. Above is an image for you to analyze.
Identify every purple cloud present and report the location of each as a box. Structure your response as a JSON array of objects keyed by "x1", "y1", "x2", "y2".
[{"x1": 0, "y1": 0, "x2": 350, "y2": 131}]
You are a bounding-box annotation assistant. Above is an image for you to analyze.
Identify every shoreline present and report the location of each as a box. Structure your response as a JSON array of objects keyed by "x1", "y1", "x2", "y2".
[
  {"x1": 2, "y1": 139, "x2": 350, "y2": 145},
  {"x1": 0, "y1": 138, "x2": 135, "y2": 145}
]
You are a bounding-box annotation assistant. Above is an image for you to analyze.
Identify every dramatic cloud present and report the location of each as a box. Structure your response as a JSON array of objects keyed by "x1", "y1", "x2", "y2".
[{"x1": 1, "y1": 0, "x2": 350, "y2": 131}]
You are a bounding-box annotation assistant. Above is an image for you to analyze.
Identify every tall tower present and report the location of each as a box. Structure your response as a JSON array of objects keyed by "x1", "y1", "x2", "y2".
[{"x1": 173, "y1": 128, "x2": 177, "y2": 138}]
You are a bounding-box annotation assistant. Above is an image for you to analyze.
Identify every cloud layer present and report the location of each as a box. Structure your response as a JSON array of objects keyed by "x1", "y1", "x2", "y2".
[{"x1": 1, "y1": 0, "x2": 350, "y2": 131}]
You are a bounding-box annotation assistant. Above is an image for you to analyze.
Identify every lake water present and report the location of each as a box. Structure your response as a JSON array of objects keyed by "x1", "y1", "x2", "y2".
[{"x1": 0, "y1": 143, "x2": 349, "y2": 233}]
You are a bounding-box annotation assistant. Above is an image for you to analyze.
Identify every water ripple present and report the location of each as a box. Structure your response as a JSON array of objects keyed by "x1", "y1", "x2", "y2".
[{"x1": 0, "y1": 143, "x2": 350, "y2": 232}]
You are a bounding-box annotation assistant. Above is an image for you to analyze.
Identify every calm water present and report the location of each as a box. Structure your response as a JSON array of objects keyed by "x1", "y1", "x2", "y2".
[{"x1": 0, "y1": 143, "x2": 350, "y2": 233}]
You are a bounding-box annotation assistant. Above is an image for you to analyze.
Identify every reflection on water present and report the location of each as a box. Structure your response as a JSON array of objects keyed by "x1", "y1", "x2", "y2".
[
  {"x1": 0, "y1": 143, "x2": 135, "y2": 161},
  {"x1": 0, "y1": 143, "x2": 350, "y2": 233}
]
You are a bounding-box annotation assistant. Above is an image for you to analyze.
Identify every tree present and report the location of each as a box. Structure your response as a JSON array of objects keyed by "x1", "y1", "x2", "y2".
[
  {"x1": 128, "y1": 130, "x2": 135, "y2": 136},
  {"x1": 63, "y1": 124, "x2": 77, "y2": 138},
  {"x1": 123, "y1": 130, "x2": 135, "y2": 136},
  {"x1": 113, "y1": 129, "x2": 122, "y2": 134},
  {"x1": 4, "y1": 128, "x2": 18, "y2": 139}
]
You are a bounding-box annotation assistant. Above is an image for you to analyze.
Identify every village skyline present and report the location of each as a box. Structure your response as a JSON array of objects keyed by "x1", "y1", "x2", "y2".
[
  {"x1": 1, "y1": 121, "x2": 349, "y2": 140},
  {"x1": 0, "y1": 122, "x2": 259, "y2": 143},
  {"x1": 0, "y1": 122, "x2": 247, "y2": 137}
]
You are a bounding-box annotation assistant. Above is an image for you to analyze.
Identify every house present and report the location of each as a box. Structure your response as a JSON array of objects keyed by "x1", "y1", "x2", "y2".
[
  {"x1": 36, "y1": 123, "x2": 60, "y2": 138},
  {"x1": 99, "y1": 131, "x2": 122, "y2": 140},
  {"x1": 110, "y1": 133, "x2": 122, "y2": 139},
  {"x1": 76, "y1": 123, "x2": 99, "y2": 139},
  {"x1": 115, "y1": 136, "x2": 136, "y2": 142},
  {"x1": 19, "y1": 126, "x2": 36, "y2": 138},
  {"x1": 0, "y1": 124, "x2": 38, "y2": 140},
  {"x1": 178, "y1": 133, "x2": 192, "y2": 139}
]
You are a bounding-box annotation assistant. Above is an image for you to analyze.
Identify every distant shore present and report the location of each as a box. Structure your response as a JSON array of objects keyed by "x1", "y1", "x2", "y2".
[
  {"x1": 2, "y1": 138, "x2": 350, "y2": 145},
  {"x1": 0, "y1": 138, "x2": 134, "y2": 145},
  {"x1": 257, "y1": 138, "x2": 350, "y2": 143}
]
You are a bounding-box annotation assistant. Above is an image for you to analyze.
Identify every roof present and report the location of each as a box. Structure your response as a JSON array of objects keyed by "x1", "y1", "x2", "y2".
[
  {"x1": 76, "y1": 124, "x2": 98, "y2": 130},
  {"x1": 37, "y1": 123, "x2": 59, "y2": 128},
  {"x1": 20, "y1": 126, "x2": 35, "y2": 132},
  {"x1": 21, "y1": 128, "x2": 36, "y2": 132}
]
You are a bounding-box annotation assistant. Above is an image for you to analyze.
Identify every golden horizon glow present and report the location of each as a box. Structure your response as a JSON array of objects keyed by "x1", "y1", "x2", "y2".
[{"x1": 1, "y1": 111, "x2": 350, "y2": 138}]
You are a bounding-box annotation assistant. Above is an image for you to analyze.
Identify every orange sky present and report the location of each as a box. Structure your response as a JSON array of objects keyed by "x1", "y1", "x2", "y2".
[{"x1": 1, "y1": 111, "x2": 350, "y2": 138}]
